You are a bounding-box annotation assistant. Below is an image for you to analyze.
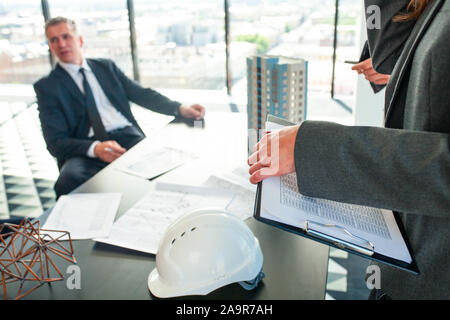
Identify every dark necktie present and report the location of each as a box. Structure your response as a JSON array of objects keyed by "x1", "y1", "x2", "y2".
[{"x1": 79, "y1": 68, "x2": 109, "y2": 141}]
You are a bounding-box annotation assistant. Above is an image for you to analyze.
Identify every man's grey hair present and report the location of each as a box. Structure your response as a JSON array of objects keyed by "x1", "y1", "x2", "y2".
[{"x1": 45, "y1": 16, "x2": 78, "y2": 34}]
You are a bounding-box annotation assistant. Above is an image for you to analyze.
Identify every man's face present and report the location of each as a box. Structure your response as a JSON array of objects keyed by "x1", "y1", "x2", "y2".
[{"x1": 46, "y1": 22, "x2": 83, "y2": 65}]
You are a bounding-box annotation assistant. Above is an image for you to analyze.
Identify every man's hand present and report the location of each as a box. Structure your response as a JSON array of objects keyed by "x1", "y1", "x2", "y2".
[
  {"x1": 179, "y1": 104, "x2": 206, "y2": 120},
  {"x1": 94, "y1": 140, "x2": 126, "y2": 163},
  {"x1": 352, "y1": 58, "x2": 390, "y2": 85},
  {"x1": 247, "y1": 125, "x2": 300, "y2": 184}
]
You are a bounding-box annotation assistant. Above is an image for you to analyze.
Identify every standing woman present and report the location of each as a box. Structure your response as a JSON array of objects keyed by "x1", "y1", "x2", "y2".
[{"x1": 248, "y1": 0, "x2": 450, "y2": 299}]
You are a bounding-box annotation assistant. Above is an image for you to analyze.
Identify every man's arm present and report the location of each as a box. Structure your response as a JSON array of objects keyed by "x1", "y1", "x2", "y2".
[
  {"x1": 34, "y1": 79, "x2": 93, "y2": 163},
  {"x1": 108, "y1": 60, "x2": 182, "y2": 116},
  {"x1": 107, "y1": 60, "x2": 205, "y2": 120}
]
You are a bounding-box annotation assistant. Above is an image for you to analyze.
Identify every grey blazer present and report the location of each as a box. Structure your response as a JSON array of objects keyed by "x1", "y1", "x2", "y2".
[{"x1": 294, "y1": 0, "x2": 450, "y2": 299}]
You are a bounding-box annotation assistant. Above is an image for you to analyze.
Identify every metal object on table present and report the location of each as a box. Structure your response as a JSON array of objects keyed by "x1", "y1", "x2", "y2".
[{"x1": 0, "y1": 219, "x2": 77, "y2": 300}]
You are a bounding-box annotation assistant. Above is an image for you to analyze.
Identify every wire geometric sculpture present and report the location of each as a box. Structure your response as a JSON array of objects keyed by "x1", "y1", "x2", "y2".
[{"x1": 0, "y1": 219, "x2": 77, "y2": 300}]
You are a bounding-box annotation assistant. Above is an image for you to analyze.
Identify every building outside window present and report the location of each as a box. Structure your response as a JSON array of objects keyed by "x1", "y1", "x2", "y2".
[
  {"x1": 247, "y1": 55, "x2": 307, "y2": 131},
  {"x1": 0, "y1": 0, "x2": 50, "y2": 84},
  {"x1": 133, "y1": 0, "x2": 226, "y2": 90},
  {"x1": 230, "y1": 0, "x2": 336, "y2": 101}
]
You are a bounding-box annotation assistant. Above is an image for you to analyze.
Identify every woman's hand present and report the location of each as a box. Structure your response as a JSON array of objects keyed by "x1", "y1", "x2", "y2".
[
  {"x1": 352, "y1": 58, "x2": 390, "y2": 85},
  {"x1": 247, "y1": 125, "x2": 300, "y2": 184}
]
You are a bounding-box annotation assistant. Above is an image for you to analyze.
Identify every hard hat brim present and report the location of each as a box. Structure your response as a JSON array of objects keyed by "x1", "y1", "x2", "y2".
[
  {"x1": 148, "y1": 267, "x2": 173, "y2": 298},
  {"x1": 148, "y1": 267, "x2": 217, "y2": 298}
]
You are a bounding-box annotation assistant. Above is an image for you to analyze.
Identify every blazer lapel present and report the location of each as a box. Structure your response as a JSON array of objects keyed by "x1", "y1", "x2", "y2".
[
  {"x1": 86, "y1": 59, "x2": 125, "y2": 115},
  {"x1": 52, "y1": 64, "x2": 85, "y2": 105},
  {"x1": 384, "y1": 0, "x2": 444, "y2": 126}
]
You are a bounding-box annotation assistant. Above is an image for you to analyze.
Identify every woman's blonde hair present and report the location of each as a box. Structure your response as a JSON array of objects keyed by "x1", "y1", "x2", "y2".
[{"x1": 393, "y1": 0, "x2": 431, "y2": 21}]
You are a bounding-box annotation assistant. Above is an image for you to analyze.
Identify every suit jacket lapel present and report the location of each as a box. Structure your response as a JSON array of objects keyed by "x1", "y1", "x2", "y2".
[
  {"x1": 52, "y1": 64, "x2": 85, "y2": 105},
  {"x1": 384, "y1": 0, "x2": 444, "y2": 126},
  {"x1": 86, "y1": 59, "x2": 125, "y2": 116}
]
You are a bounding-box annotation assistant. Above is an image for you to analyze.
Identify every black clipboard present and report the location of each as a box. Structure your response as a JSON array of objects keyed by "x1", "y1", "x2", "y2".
[{"x1": 253, "y1": 115, "x2": 419, "y2": 274}]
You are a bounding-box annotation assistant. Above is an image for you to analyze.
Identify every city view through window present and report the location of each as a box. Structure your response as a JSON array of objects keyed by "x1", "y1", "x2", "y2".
[
  {"x1": 0, "y1": 0, "x2": 361, "y2": 105},
  {"x1": 0, "y1": 0, "x2": 50, "y2": 83}
]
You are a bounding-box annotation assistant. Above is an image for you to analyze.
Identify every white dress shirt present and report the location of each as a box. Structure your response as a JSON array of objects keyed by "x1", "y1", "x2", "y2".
[{"x1": 59, "y1": 59, "x2": 132, "y2": 158}]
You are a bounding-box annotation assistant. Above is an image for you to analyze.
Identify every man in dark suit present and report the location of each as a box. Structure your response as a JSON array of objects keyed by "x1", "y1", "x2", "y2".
[{"x1": 34, "y1": 17, "x2": 205, "y2": 197}]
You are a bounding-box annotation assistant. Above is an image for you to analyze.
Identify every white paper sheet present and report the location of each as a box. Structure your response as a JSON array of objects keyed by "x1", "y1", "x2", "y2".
[
  {"x1": 130, "y1": 106, "x2": 174, "y2": 136},
  {"x1": 42, "y1": 193, "x2": 122, "y2": 240},
  {"x1": 220, "y1": 165, "x2": 257, "y2": 193},
  {"x1": 94, "y1": 185, "x2": 232, "y2": 254},
  {"x1": 116, "y1": 146, "x2": 197, "y2": 179},
  {"x1": 202, "y1": 175, "x2": 255, "y2": 221},
  {"x1": 156, "y1": 174, "x2": 256, "y2": 221}
]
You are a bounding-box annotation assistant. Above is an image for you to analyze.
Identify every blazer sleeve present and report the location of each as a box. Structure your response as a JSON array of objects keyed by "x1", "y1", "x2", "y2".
[
  {"x1": 34, "y1": 79, "x2": 93, "y2": 162},
  {"x1": 293, "y1": 121, "x2": 450, "y2": 219},
  {"x1": 109, "y1": 60, "x2": 181, "y2": 116}
]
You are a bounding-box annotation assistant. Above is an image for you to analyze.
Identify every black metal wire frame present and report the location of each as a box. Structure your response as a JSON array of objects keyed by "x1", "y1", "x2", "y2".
[
  {"x1": 127, "y1": 0, "x2": 140, "y2": 82},
  {"x1": 331, "y1": 0, "x2": 339, "y2": 99},
  {"x1": 330, "y1": 0, "x2": 353, "y2": 113},
  {"x1": 224, "y1": 0, "x2": 232, "y2": 96},
  {"x1": 40, "y1": 0, "x2": 54, "y2": 68}
]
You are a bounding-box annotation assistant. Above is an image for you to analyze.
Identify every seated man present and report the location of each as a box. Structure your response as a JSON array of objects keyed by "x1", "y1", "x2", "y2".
[{"x1": 34, "y1": 17, "x2": 205, "y2": 197}]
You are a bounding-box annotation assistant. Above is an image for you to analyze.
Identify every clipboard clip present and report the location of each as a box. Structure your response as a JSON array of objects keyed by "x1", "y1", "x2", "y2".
[{"x1": 304, "y1": 220, "x2": 375, "y2": 257}]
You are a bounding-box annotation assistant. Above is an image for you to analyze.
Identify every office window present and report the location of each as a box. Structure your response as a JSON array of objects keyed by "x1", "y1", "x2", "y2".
[
  {"x1": 49, "y1": 0, "x2": 133, "y2": 78},
  {"x1": 231, "y1": 0, "x2": 335, "y2": 99},
  {"x1": 133, "y1": 0, "x2": 226, "y2": 90},
  {"x1": 0, "y1": 0, "x2": 50, "y2": 84},
  {"x1": 332, "y1": 0, "x2": 361, "y2": 110}
]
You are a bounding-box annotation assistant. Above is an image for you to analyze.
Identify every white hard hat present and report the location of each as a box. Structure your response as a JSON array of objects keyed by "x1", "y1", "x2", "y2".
[{"x1": 148, "y1": 208, "x2": 265, "y2": 298}]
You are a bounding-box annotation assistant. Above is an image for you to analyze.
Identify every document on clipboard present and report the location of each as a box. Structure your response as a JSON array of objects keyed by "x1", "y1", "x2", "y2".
[{"x1": 253, "y1": 115, "x2": 418, "y2": 273}]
